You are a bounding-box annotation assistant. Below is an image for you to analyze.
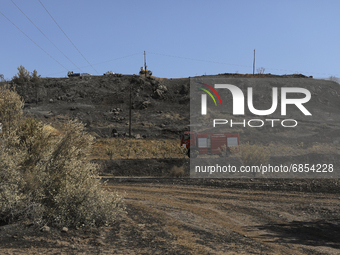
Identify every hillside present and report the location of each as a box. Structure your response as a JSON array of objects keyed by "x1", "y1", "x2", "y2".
[
  {"x1": 6, "y1": 73, "x2": 340, "y2": 148},
  {"x1": 13, "y1": 74, "x2": 191, "y2": 139}
]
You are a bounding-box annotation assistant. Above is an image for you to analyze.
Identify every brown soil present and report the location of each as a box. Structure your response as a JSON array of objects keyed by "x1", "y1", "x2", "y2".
[{"x1": 1, "y1": 178, "x2": 339, "y2": 254}]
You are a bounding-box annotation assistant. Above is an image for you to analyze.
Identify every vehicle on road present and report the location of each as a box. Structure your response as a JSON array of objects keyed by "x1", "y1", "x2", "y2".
[
  {"x1": 180, "y1": 132, "x2": 240, "y2": 158},
  {"x1": 67, "y1": 71, "x2": 92, "y2": 77}
]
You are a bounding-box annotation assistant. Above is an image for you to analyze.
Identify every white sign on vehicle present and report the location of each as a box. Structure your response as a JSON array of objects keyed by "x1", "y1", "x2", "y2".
[
  {"x1": 227, "y1": 137, "x2": 238, "y2": 147},
  {"x1": 198, "y1": 138, "x2": 208, "y2": 148}
]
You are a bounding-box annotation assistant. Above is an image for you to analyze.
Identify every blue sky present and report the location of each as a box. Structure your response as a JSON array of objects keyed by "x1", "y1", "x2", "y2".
[{"x1": 1, "y1": 0, "x2": 339, "y2": 79}]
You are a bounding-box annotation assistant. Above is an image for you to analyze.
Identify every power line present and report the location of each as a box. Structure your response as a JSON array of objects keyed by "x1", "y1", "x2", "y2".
[
  {"x1": 11, "y1": 0, "x2": 83, "y2": 72},
  {"x1": 0, "y1": 10, "x2": 68, "y2": 71},
  {"x1": 38, "y1": 0, "x2": 99, "y2": 74}
]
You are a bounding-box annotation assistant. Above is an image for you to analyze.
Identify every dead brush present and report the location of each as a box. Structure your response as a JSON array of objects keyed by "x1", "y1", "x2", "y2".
[
  {"x1": 93, "y1": 138, "x2": 187, "y2": 159},
  {"x1": 169, "y1": 166, "x2": 185, "y2": 178},
  {"x1": 105, "y1": 147, "x2": 114, "y2": 160},
  {"x1": 241, "y1": 142, "x2": 270, "y2": 167}
]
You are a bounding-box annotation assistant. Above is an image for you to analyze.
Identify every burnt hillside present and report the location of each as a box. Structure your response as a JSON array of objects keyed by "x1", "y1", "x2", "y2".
[
  {"x1": 2, "y1": 73, "x2": 340, "y2": 145},
  {"x1": 12, "y1": 75, "x2": 190, "y2": 138}
]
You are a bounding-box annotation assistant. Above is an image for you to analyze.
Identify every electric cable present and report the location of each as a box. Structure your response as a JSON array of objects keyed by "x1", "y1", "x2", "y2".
[
  {"x1": 11, "y1": 0, "x2": 83, "y2": 72},
  {"x1": 38, "y1": 0, "x2": 99, "y2": 74},
  {"x1": 0, "y1": 10, "x2": 68, "y2": 71}
]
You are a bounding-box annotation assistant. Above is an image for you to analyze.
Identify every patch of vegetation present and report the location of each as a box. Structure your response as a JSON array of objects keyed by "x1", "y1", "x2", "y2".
[
  {"x1": 11, "y1": 65, "x2": 41, "y2": 85},
  {"x1": 0, "y1": 85, "x2": 24, "y2": 133},
  {"x1": 93, "y1": 138, "x2": 186, "y2": 159},
  {"x1": 170, "y1": 166, "x2": 184, "y2": 178},
  {"x1": 241, "y1": 142, "x2": 270, "y2": 167},
  {"x1": 0, "y1": 87, "x2": 124, "y2": 228}
]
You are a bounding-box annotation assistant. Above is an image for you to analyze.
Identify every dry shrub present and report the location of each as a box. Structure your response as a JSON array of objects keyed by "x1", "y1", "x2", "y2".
[
  {"x1": 0, "y1": 85, "x2": 24, "y2": 133},
  {"x1": 0, "y1": 88, "x2": 124, "y2": 227},
  {"x1": 0, "y1": 119, "x2": 125, "y2": 227},
  {"x1": 105, "y1": 147, "x2": 114, "y2": 160},
  {"x1": 241, "y1": 142, "x2": 270, "y2": 166},
  {"x1": 92, "y1": 138, "x2": 185, "y2": 159},
  {"x1": 266, "y1": 142, "x2": 340, "y2": 157},
  {"x1": 170, "y1": 166, "x2": 184, "y2": 178}
]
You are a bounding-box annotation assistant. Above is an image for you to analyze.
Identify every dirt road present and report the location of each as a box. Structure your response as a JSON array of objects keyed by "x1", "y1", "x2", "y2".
[
  {"x1": 108, "y1": 180, "x2": 340, "y2": 254},
  {"x1": 1, "y1": 179, "x2": 339, "y2": 254}
]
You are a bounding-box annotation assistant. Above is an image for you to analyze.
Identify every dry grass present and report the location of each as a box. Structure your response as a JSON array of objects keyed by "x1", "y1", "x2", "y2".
[
  {"x1": 169, "y1": 166, "x2": 185, "y2": 178},
  {"x1": 91, "y1": 138, "x2": 185, "y2": 159},
  {"x1": 267, "y1": 142, "x2": 340, "y2": 156},
  {"x1": 163, "y1": 111, "x2": 184, "y2": 120},
  {"x1": 241, "y1": 143, "x2": 270, "y2": 167},
  {"x1": 229, "y1": 142, "x2": 340, "y2": 159},
  {"x1": 91, "y1": 137, "x2": 340, "y2": 160}
]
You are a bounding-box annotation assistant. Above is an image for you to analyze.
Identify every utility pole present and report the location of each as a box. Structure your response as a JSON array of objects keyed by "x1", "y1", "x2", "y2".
[
  {"x1": 129, "y1": 84, "x2": 132, "y2": 137},
  {"x1": 253, "y1": 49, "x2": 255, "y2": 75},
  {"x1": 144, "y1": 51, "x2": 147, "y2": 77}
]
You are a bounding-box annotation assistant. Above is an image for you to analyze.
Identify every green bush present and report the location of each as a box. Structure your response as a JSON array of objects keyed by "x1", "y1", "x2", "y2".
[
  {"x1": 12, "y1": 65, "x2": 30, "y2": 85},
  {"x1": 30, "y1": 69, "x2": 41, "y2": 84},
  {"x1": 11, "y1": 66, "x2": 41, "y2": 85},
  {"x1": 241, "y1": 142, "x2": 270, "y2": 167}
]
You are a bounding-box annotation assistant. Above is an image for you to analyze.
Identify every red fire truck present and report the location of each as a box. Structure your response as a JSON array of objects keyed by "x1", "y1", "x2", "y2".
[{"x1": 180, "y1": 132, "x2": 240, "y2": 158}]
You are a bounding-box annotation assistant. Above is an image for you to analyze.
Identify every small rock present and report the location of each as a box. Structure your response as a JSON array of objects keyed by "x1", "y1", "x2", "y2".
[
  {"x1": 41, "y1": 225, "x2": 50, "y2": 232},
  {"x1": 158, "y1": 84, "x2": 167, "y2": 92},
  {"x1": 141, "y1": 100, "x2": 151, "y2": 109},
  {"x1": 154, "y1": 89, "x2": 164, "y2": 98},
  {"x1": 94, "y1": 238, "x2": 105, "y2": 246},
  {"x1": 49, "y1": 99, "x2": 53, "y2": 103},
  {"x1": 61, "y1": 227, "x2": 68, "y2": 233}
]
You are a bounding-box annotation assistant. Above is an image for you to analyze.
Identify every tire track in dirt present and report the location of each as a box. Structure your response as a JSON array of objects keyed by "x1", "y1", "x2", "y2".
[{"x1": 109, "y1": 182, "x2": 340, "y2": 254}]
